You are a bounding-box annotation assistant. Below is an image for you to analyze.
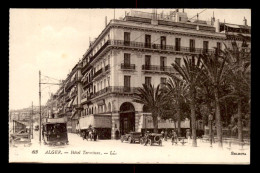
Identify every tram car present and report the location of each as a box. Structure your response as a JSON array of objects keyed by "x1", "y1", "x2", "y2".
[{"x1": 42, "y1": 117, "x2": 69, "y2": 146}]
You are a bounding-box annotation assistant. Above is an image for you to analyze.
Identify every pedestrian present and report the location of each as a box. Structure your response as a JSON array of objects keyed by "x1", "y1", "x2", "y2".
[
  {"x1": 186, "y1": 129, "x2": 191, "y2": 143},
  {"x1": 144, "y1": 131, "x2": 150, "y2": 146},
  {"x1": 115, "y1": 129, "x2": 119, "y2": 140},
  {"x1": 85, "y1": 130, "x2": 89, "y2": 141},
  {"x1": 164, "y1": 129, "x2": 168, "y2": 141},
  {"x1": 171, "y1": 130, "x2": 178, "y2": 145},
  {"x1": 161, "y1": 130, "x2": 164, "y2": 139}
]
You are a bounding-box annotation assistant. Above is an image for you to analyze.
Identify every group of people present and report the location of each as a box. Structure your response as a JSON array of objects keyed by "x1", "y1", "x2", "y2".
[{"x1": 82, "y1": 128, "x2": 98, "y2": 141}]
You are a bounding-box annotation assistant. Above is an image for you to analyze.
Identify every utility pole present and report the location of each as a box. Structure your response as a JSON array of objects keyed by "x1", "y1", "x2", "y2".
[
  {"x1": 31, "y1": 102, "x2": 33, "y2": 139},
  {"x1": 39, "y1": 71, "x2": 41, "y2": 144}
]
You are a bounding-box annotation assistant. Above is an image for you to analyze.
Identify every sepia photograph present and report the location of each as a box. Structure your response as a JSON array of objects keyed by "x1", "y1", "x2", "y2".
[{"x1": 9, "y1": 8, "x2": 251, "y2": 164}]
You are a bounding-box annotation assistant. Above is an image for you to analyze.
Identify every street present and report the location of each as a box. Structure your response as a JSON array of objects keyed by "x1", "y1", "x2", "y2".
[{"x1": 9, "y1": 131, "x2": 250, "y2": 164}]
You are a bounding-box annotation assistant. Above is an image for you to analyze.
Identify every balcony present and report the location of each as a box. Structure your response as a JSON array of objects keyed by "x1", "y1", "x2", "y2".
[
  {"x1": 83, "y1": 80, "x2": 93, "y2": 89},
  {"x1": 82, "y1": 40, "x2": 216, "y2": 70},
  {"x1": 142, "y1": 65, "x2": 176, "y2": 73},
  {"x1": 109, "y1": 40, "x2": 216, "y2": 54},
  {"x1": 93, "y1": 68, "x2": 103, "y2": 79},
  {"x1": 65, "y1": 79, "x2": 76, "y2": 92},
  {"x1": 90, "y1": 86, "x2": 139, "y2": 99},
  {"x1": 121, "y1": 63, "x2": 136, "y2": 70}
]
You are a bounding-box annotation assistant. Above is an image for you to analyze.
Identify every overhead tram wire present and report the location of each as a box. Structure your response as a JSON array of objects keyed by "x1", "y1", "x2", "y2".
[{"x1": 41, "y1": 74, "x2": 61, "y2": 82}]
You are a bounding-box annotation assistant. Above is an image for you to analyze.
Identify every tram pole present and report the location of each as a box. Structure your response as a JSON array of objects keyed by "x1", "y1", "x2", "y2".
[{"x1": 39, "y1": 71, "x2": 41, "y2": 144}]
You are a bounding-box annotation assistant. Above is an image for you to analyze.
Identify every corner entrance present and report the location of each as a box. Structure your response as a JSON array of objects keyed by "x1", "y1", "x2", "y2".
[{"x1": 119, "y1": 102, "x2": 135, "y2": 135}]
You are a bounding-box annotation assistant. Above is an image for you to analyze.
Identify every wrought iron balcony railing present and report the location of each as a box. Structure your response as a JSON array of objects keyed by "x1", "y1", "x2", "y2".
[
  {"x1": 142, "y1": 65, "x2": 175, "y2": 73},
  {"x1": 121, "y1": 63, "x2": 136, "y2": 70},
  {"x1": 81, "y1": 39, "x2": 216, "y2": 73},
  {"x1": 90, "y1": 86, "x2": 139, "y2": 99}
]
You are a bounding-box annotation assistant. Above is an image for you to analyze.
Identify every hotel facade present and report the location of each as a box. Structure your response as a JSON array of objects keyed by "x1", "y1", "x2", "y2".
[{"x1": 45, "y1": 10, "x2": 251, "y2": 139}]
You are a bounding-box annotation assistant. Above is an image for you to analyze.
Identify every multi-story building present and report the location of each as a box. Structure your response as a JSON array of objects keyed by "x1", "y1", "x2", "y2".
[
  {"x1": 45, "y1": 9, "x2": 251, "y2": 139},
  {"x1": 78, "y1": 10, "x2": 228, "y2": 139}
]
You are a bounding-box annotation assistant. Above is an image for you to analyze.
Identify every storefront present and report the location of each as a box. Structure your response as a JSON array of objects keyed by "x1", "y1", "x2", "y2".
[{"x1": 79, "y1": 114, "x2": 112, "y2": 139}]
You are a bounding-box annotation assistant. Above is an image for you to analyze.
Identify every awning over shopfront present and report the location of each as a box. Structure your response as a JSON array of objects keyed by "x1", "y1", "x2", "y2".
[
  {"x1": 79, "y1": 114, "x2": 111, "y2": 129},
  {"x1": 141, "y1": 116, "x2": 190, "y2": 129}
]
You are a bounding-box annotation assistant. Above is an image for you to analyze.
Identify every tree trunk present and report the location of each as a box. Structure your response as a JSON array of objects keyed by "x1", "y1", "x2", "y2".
[
  {"x1": 190, "y1": 99, "x2": 197, "y2": 147},
  {"x1": 177, "y1": 105, "x2": 181, "y2": 136},
  {"x1": 153, "y1": 115, "x2": 158, "y2": 133},
  {"x1": 237, "y1": 99, "x2": 243, "y2": 143},
  {"x1": 214, "y1": 87, "x2": 223, "y2": 148}
]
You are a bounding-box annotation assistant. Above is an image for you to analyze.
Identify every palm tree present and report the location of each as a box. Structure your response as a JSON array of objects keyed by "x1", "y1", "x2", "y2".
[
  {"x1": 222, "y1": 41, "x2": 251, "y2": 144},
  {"x1": 199, "y1": 50, "x2": 229, "y2": 148},
  {"x1": 164, "y1": 75, "x2": 189, "y2": 136},
  {"x1": 171, "y1": 56, "x2": 204, "y2": 147},
  {"x1": 133, "y1": 84, "x2": 167, "y2": 133}
]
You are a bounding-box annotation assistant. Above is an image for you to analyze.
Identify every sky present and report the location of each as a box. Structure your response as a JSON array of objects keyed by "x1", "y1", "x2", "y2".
[{"x1": 9, "y1": 8, "x2": 251, "y2": 110}]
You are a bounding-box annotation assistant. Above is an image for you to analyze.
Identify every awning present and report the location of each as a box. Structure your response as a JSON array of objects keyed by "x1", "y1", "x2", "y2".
[
  {"x1": 72, "y1": 96, "x2": 78, "y2": 106},
  {"x1": 79, "y1": 115, "x2": 111, "y2": 129},
  {"x1": 81, "y1": 90, "x2": 88, "y2": 98},
  {"x1": 225, "y1": 24, "x2": 240, "y2": 28},
  {"x1": 67, "y1": 98, "x2": 75, "y2": 108},
  {"x1": 71, "y1": 73, "x2": 77, "y2": 82},
  {"x1": 69, "y1": 87, "x2": 76, "y2": 98},
  {"x1": 81, "y1": 71, "x2": 90, "y2": 82}
]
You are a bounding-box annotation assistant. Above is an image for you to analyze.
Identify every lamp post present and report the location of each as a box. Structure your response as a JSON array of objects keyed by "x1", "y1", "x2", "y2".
[{"x1": 208, "y1": 113, "x2": 213, "y2": 147}]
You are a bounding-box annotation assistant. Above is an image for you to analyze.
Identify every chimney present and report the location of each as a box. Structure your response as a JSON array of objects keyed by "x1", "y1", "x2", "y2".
[
  {"x1": 243, "y1": 17, "x2": 247, "y2": 26},
  {"x1": 176, "y1": 9, "x2": 179, "y2": 12},
  {"x1": 105, "y1": 16, "x2": 107, "y2": 27},
  {"x1": 214, "y1": 19, "x2": 220, "y2": 32},
  {"x1": 183, "y1": 9, "x2": 184, "y2": 13},
  {"x1": 212, "y1": 11, "x2": 215, "y2": 24}
]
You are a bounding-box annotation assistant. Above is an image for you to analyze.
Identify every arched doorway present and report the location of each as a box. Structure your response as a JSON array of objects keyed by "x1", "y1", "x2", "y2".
[{"x1": 119, "y1": 102, "x2": 135, "y2": 135}]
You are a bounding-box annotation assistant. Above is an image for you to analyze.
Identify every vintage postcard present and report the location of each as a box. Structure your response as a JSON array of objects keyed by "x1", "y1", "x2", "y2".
[{"x1": 9, "y1": 8, "x2": 251, "y2": 164}]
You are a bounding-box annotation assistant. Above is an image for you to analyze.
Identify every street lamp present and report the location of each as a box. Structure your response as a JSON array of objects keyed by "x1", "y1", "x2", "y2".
[{"x1": 208, "y1": 113, "x2": 213, "y2": 147}]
